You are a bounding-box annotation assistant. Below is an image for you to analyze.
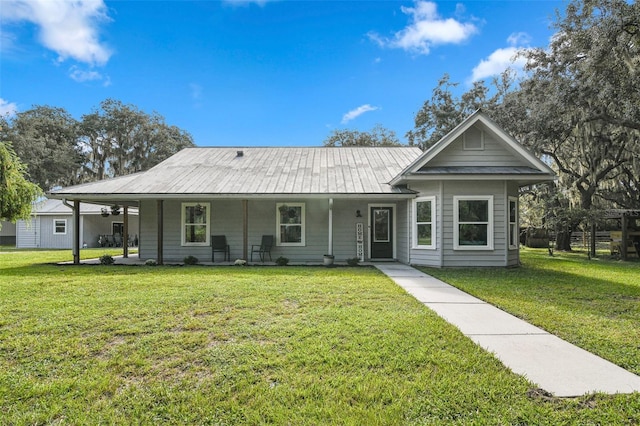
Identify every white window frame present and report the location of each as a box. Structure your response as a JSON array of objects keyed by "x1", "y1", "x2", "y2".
[
  {"x1": 453, "y1": 195, "x2": 494, "y2": 250},
  {"x1": 413, "y1": 196, "x2": 436, "y2": 249},
  {"x1": 508, "y1": 197, "x2": 519, "y2": 250},
  {"x1": 181, "y1": 202, "x2": 211, "y2": 247},
  {"x1": 53, "y1": 219, "x2": 67, "y2": 235},
  {"x1": 276, "y1": 202, "x2": 305, "y2": 247}
]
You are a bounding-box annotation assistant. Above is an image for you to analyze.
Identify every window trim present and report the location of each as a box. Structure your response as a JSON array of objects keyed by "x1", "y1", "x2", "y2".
[
  {"x1": 412, "y1": 196, "x2": 436, "y2": 249},
  {"x1": 181, "y1": 202, "x2": 211, "y2": 247},
  {"x1": 508, "y1": 196, "x2": 518, "y2": 250},
  {"x1": 53, "y1": 219, "x2": 67, "y2": 235},
  {"x1": 453, "y1": 195, "x2": 494, "y2": 250},
  {"x1": 276, "y1": 202, "x2": 305, "y2": 247}
]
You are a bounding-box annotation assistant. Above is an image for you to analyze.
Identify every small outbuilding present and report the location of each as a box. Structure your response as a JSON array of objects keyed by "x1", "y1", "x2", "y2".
[{"x1": 11, "y1": 198, "x2": 139, "y2": 249}]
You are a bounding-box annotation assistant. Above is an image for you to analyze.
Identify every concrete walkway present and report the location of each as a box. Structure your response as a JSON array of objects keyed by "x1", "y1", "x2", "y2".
[{"x1": 375, "y1": 263, "x2": 640, "y2": 397}]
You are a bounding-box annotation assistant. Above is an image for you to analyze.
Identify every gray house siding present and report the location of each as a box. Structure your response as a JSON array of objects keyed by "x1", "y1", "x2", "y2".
[
  {"x1": 442, "y1": 181, "x2": 507, "y2": 267},
  {"x1": 396, "y1": 201, "x2": 409, "y2": 263},
  {"x1": 16, "y1": 218, "x2": 39, "y2": 248},
  {"x1": 138, "y1": 199, "x2": 157, "y2": 262},
  {"x1": 332, "y1": 200, "x2": 371, "y2": 261},
  {"x1": 40, "y1": 216, "x2": 72, "y2": 249},
  {"x1": 506, "y1": 181, "x2": 520, "y2": 267},
  {"x1": 425, "y1": 124, "x2": 530, "y2": 169},
  {"x1": 407, "y1": 183, "x2": 441, "y2": 267},
  {"x1": 139, "y1": 198, "x2": 407, "y2": 263}
]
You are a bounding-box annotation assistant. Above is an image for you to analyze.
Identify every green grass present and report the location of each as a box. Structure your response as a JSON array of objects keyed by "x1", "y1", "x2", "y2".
[
  {"x1": 0, "y1": 250, "x2": 639, "y2": 424},
  {"x1": 420, "y1": 248, "x2": 640, "y2": 376}
]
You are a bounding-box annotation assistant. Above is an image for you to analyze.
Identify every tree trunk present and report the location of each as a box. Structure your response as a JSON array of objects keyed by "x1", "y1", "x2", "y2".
[{"x1": 555, "y1": 225, "x2": 574, "y2": 251}]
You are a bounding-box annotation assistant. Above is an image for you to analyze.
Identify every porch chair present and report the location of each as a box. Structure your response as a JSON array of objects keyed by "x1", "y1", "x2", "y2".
[
  {"x1": 211, "y1": 235, "x2": 230, "y2": 262},
  {"x1": 251, "y1": 235, "x2": 274, "y2": 262}
]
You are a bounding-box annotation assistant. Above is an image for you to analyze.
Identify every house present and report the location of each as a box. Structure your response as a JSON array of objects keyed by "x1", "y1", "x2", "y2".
[
  {"x1": 49, "y1": 111, "x2": 555, "y2": 266},
  {"x1": 9, "y1": 198, "x2": 139, "y2": 249}
]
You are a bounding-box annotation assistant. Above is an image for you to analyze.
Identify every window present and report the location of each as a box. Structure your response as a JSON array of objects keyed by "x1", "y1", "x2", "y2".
[
  {"x1": 509, "y1": 197, "x2": 518, "y2": 250},
  {"x1": 53, "y1": 219, "x2": 67, "y2": 235},
  {"x1": 413, "y1": 197, "x2": 435, "y2": 249},
  {"x1": 181, "y1": 203, "x2": 210, "y2": 246},
  {"x1": 373, "y1": 209, "x2": 390, "y2": 242},
  {"x1": 276, "y1": 203, "x2": 305, "y2": 246},
  {"x1": 454, "y1": 196, "x2": 493, "y2": 250}
]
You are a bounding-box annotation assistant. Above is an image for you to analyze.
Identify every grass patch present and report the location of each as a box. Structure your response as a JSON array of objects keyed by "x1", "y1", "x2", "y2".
[
  {"x1": 419, "y1": 248, "x2": 640, "y2": 376},
  {"x1": 0, "y1": 250, "x2": 638, "y2": 424}
]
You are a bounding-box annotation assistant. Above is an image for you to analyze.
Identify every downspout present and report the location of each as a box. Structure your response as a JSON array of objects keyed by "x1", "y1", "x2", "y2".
[
  {"x1": 62, "y1": 198, "x2": 80, "y2": 265},
  {"x1": 328, "y1": 198, "x2": 333, "y2": 256}
]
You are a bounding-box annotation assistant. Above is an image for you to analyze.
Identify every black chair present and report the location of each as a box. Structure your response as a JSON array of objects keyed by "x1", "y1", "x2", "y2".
[
  {"x1": 251, "y1": 235, "x2": 274, "y2": 262},
  {"x1": 211, "y1": 235, "x2": 230, "y2": 262}
]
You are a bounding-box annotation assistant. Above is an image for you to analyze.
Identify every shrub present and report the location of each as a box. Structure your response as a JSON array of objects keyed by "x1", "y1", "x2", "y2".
[
  {"x1": 183, "y1": 255, "x2": 199, "y2": 265},
  {"x1": 346, "y1": 257, "x2": 360, "y2": 267},
  {"x1": 99, "y1": 254, "x2": 114, "y2": 265},
  {"x1": 144, "y1": 259, "x2": 157, "y2": 266},
  {"x1": 275, "y1": 256, "x2": 289, "y2": 266}
]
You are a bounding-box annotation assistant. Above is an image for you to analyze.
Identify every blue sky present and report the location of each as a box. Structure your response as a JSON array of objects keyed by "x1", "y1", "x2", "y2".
[{"x1": 1, "y1": 0, "x2": 564, "y2": 146}]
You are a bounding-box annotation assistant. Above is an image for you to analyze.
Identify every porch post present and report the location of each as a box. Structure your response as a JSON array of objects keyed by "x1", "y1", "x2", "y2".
[
  {"x1": 621, "y1": 213, "x2": 628, "y2": 261},
  {"x1": 242, "y1": 200, "x2": 248, "y2": 260},
  {"x1": 123, "y1": 206, "x2": 129, "y2": 258},
  {"x1": 328, "y1": 198, "x2": 333, "y2": 256},
  {"x1": 157, "y1": 200, "x2": 164, "y2": 265},
  {"x1": 73, "y1": 200, "x2": 80, "y2": 265},
  {"x1": 590, "y1": 222, "x2": 596, "y2": 259}
]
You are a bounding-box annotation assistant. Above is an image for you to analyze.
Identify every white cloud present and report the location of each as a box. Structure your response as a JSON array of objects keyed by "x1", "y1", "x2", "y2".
[
  {"x1": 69, "y1": 65, "x2": 100, "y2": 81},
  {"x1": 0, "y1": 98, "x2": 18, "y2": 117},
  {"x1": 1, "y1": 0, "x2": 112, "y2": 66},
  {"x1": 507, "y1": 32, "x2": 532, "y2": 47},
  {"x1": 341, "y1": 104, "x2": 378, "y2": 124},
  {"x1": 68, "y1": 65, "x2": 111, "y2": 86},
  {"x1": 469, "y1": 32, "x2": 532, "y2": 82},
  {"x1": 369, "y1": 1, "x2": 478, "y2": 55}
]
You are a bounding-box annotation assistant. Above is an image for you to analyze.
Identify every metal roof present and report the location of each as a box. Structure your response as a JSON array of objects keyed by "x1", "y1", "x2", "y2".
[
  {"x1": 50, "y1": 147, "x2": 423, "y2": 198},
  {"x1": 32, "y1": 198, "x2": 139, "y2": 215}
]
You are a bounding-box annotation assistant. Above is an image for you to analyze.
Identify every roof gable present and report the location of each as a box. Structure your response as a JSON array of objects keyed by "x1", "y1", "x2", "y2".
[{"x1": 391, "y1": 110, "x2": 555, "y2": 185}]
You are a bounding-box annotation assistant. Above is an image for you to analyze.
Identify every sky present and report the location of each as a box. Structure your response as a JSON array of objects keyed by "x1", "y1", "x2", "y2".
[{"x1": 0, "y1": 0, "x2": 565, "y2": 147}]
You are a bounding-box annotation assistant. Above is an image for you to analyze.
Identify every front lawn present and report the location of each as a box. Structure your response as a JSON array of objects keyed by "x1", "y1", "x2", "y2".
[{"x1": 0, "y1": 250, "x2": 638, "y2": 424}]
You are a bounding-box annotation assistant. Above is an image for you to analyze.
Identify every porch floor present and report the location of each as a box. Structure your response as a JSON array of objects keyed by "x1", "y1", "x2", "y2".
[{"x1": 60, "y1": 253, "x2": 377, "y2": 267}]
